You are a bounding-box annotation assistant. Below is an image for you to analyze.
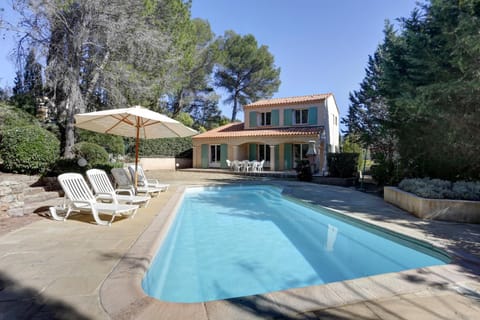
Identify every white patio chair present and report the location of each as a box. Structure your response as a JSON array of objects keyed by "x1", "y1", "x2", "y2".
[
  {"x1": 257, "y1": 160, "x2": 265, "y2": 172},
  {"x1": 86, "y1": 169, "x2": 150, "y2": 207},
  {"x1": 242, "y1": 160, "x2": 252, "y2": 172},
  {"x1": 111, "y1": 168, "x2": 162, "y2": 197},
  {"x1": 50, "y1": 173, "x2": 139, "y2": 226},
  {"x1": 226, "y1": 159, "x2": 233, "y2": 170},
  {"x1": 232, "y1": 160, "x2": 242, "y2": 172},
  {"x1": 128, "y1": 164, "x2": 169, "y2": 191}
]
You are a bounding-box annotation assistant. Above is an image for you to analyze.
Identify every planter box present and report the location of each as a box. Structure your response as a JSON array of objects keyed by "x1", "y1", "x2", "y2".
[{"x1": 384, "y1": 187, "x2": 480, "y2": 224}]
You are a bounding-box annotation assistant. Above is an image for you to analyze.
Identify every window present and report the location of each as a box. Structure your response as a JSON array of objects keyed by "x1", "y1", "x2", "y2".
[
  {"x1": 294, "y1": 109, "x2": 308, "y2": 124},
  {"x1": 259, "y1": 112, "x2": 271, "y2": 126},
  {"x1": 258, "y1": 144, "x2": 271, "y2": 162},
  {"x1": 210, "y1": 144, "x2": 221, "y2": 163}
]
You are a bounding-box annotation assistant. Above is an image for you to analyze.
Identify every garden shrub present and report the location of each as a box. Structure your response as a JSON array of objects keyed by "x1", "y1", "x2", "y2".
[
  {"x1": 47, "y1": 158, "x2": 123, "y2": 176},
  {"x1": 0, "y1": 125, "x2": 60, "y2": 174},
  {"x1": 72, "y1": 142, "x2": 109, "y2": 166},
  {"x1": 77, "y1": 129, "x2": 125, "y2": 156},
  {"x1": 327, "y1": 153, "x2": 359, "y2": 178},
  {"x1": 451, "y1": 181, "x2": 480, "y2": 201},
  {"x1": 398, "y1": 178, "x2": 480, "y2": 201},
  {"x1": 0, "y1": 103, "x2": 39, "y2": 132}
]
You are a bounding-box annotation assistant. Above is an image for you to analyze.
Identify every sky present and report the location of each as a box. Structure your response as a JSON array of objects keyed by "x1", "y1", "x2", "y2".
[
  {"x1": 0, "y1": 0, "x2": 419, "y2": 126},
  {"x1": 190, "y1": 0, "x2": 419, "y2": 124}
]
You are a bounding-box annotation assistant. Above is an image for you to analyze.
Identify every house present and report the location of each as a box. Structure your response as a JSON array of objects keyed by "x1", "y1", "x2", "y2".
[{"x1": 192, "y1": 93, "x2": 340, "y2": 173}]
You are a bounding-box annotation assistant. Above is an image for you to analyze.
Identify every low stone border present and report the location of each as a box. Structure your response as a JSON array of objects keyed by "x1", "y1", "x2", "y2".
[{"x1": 384, "y1": 186, "x2": 480, "y2": 224}]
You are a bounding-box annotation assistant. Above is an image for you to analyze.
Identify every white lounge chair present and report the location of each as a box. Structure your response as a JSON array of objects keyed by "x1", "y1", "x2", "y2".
[
  {"x1": 128, "y1": 164, "x2": 169, "y2": 191},
  {"x1": 51, "y1": 173, "x2": 139, "y2": 226},
  {"x1": 111, "y1": 168, "x2": 162, "y2": 197},
  {"x1": 86, "y1": 169, "x2": 151, "y2": 207}
]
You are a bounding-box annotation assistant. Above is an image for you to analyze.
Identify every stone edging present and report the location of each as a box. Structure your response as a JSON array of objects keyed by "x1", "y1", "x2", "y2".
[{"x1": 384, "y1": 186, "x2": 480, "y2": 224}]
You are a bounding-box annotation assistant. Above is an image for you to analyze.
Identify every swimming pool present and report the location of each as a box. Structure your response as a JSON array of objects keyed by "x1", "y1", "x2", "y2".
[{"x1": 142, "y1": 185, "x2": 449, "y2": 303}]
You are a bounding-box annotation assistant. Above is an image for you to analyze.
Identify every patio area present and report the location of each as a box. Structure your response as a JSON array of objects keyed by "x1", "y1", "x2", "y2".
[{"x1": 0, "y1": 171, "x2": 479, "y2": 319}]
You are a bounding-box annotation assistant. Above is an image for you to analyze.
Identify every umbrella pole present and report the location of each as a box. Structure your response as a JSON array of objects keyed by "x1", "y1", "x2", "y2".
[{"x1": 134, "y1": 120, "x2": 140, "y2": 193}]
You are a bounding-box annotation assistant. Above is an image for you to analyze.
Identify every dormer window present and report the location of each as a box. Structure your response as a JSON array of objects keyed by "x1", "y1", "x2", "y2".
[
  {"x1": 294, "y1": 109, "x2": 308, "y2": 124},
  {"x1": 259, "y1": 112, "x2": 271, "y2": 126}
]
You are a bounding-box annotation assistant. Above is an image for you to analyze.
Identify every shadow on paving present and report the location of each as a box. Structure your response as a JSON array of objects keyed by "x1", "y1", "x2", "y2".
[
  {"x1": 221, "y1": 269, "x2": 476, "y2": 320},
  {"x1": 0, "y1": 271, "x2": 90, "y2": 320},
  {"x1": 281, "y1": 183, "x2": 480, "y2": 259}
]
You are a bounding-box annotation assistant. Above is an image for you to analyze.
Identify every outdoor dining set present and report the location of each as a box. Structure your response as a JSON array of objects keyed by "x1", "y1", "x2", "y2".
[{"x1": 226, "y1": 159, "x2": 265, "y2": 173}]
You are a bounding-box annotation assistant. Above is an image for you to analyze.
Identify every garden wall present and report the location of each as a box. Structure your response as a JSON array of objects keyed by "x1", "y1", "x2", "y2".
[{"x1": 384, "y1": 186, "x2": 480, "y2": 224}]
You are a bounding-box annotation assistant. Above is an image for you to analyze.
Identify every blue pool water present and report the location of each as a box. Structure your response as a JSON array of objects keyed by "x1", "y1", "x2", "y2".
[{"x1": 142, "y1": 185, "x2": 449, "y2": 303}]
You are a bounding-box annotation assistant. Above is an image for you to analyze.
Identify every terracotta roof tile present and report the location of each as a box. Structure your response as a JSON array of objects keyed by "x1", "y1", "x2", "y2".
[
  {"x1": 193, "y1": 122, "x2": 324, "y2": 139},
  {"x1": 244, "y1": 93, "x2": 332, "y2": 108}
]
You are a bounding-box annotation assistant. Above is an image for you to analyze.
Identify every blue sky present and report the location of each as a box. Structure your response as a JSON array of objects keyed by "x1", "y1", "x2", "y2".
[
  {"x1": 1, "y1": 0, "x2": 419, "y2": 126},
  {"x1": 191, "y1": 0, "x2": 419, "y2": 124}
]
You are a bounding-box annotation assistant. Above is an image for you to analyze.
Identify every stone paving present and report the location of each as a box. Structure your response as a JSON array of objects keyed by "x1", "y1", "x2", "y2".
[{"x1": 0, "y1": 170, "x2": 479, "y2": 319}]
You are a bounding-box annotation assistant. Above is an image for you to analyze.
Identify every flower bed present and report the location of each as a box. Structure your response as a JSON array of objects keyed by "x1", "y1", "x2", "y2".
[{"x1": 384, "y1": 186, "x2": 480, "y2": 224}]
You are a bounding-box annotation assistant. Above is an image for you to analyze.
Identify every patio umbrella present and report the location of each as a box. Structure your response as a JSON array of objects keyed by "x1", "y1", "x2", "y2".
[{"x1": 74, "y1": 105, "x2": 197, "y2": 187}]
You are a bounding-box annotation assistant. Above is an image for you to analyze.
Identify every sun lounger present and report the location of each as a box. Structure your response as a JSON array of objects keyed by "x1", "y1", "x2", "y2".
[
  {"x1": 127, "y1": 164, "x2": 169, "y2": 191},
  {"x1": 111, "y1": 168, "x2": 163, "y2": 197},
  {"x1": 51, "y1": 173, "x2": 139, "y2": 226},
  {"x1": 86, "y1": 169, "x2": 150, "y2": 207}
]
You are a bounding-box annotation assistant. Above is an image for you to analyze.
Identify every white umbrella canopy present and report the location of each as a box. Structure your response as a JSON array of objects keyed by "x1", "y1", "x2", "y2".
[{"x1": 74, "y1": 105, "x2": 197, "y2": 187}]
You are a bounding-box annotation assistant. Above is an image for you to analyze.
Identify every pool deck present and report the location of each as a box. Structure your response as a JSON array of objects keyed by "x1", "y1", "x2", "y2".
[{"x1": 0, "y1": 170, "x2": 479, "y2": 319}]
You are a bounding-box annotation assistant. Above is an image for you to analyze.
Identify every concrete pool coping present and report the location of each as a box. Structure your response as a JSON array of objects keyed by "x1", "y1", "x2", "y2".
[{"x1": 100, "y1": 181, "x2": 480, "y2": 319}]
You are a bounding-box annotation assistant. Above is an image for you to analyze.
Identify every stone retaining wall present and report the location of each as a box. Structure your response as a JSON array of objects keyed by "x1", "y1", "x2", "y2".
[
  {"x1": 384, "y1": 186, "x2": 480, "y2": 224},
  {"x1": 0, "y1": 179, "x2": 30, "y2": 215}
]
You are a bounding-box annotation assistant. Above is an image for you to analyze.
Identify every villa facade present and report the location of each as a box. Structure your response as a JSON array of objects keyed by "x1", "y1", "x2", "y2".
[{"x1": 192, "y1": 93, "x2": 340, "y2": 173}]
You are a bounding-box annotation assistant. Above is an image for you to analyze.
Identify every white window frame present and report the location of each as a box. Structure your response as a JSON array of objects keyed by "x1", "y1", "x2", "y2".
[
  {"x1": 258, "y1": 111, "x2": 272, "y2": 126},
  {"x1": 294, "y1": 109, "x2": 308, "y2": 124},
  {"x1": 209, "y1": 144, "x2": 221, "y2": 167}
]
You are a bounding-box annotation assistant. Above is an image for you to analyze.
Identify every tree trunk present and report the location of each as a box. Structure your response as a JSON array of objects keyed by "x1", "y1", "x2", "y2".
[
  {"x1": 64, "y1": 99, "x2": 76, "y2": 158},
  {"x1": 231, "y1": 92, "x2": 238, "y2": 122}
]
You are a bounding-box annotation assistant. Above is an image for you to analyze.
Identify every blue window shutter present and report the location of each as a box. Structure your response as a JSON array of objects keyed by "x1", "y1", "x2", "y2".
[
  {"x1": 220, "y1": 144, "x2": 228, "y2": 168},
  {"x1": 271, "y1": 109, "x2": 279, "y2": 126},
  {"x1": 284, "y1": 143, "x2": 292, "y2": 169},
  {"x1": 308, "y1": 106, "x2": 318, "y2": 125},
  {"x1": 249, "y1": 111, "x2": 257, "y2": 127},
  {"x1": 284, "y1": 109, "x2": 292, "y2": 126},
  {"x1": 249, "y1": 144, "x2": 257, "y2": 160},
  {"x1": 201, "y1": 144, "x2": 209, "y2": 168}
]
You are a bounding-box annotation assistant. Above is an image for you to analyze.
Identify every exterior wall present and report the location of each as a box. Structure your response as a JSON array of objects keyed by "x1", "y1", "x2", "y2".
[
  {"x1": 137, "y1": 157, "x2": 191, "y2": 171},
  {"x1": 244, "y1": 102, "x2": 324, "y2": 129},
  {"x1": 192, "y1": 135, "x2": 320, "y2": 170},
  {"x1": 326, "y1": 95, "x2": 340, "y2": 153}
]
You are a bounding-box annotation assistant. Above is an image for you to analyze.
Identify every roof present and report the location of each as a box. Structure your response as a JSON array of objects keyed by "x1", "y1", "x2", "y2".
[
  {"x1": 193, "y1": 122, "x2": 324, "y2": 139},
  {"x1": 244, "y1": 93, "x2": 332, "y2": 108}
]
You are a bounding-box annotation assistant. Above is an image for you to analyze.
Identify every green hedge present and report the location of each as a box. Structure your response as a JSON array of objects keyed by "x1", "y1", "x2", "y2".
[
  {"x1": 77, "y1": 129, "x2": 125, "y2": 156},
  {"x1": 327, "y1": 153, "x2": 359, "y2": 178},
  {"x1": 134, "y1": 136, "x2": 193, "y2": 158},
  {"x1": 0, "y1": 125, "x2": 60, "y2": 174}
]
